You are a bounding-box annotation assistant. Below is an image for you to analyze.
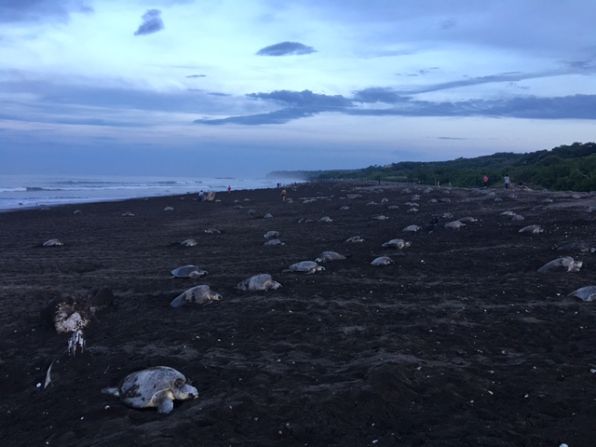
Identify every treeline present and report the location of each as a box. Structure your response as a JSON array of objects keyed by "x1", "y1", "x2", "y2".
[{"x1": 308, "y1": 142, "x2": 596, "y2": 191}]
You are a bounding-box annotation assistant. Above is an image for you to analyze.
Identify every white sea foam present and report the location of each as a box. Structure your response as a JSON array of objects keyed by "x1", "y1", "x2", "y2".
[{"x1": 0, "y1": 174, "x2": 295, "y2": 211}]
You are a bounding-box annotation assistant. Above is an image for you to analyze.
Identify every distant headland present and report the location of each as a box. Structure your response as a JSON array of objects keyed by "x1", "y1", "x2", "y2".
[{"x1": 269, "y1": 142, "x2": 596, "y2": 191}]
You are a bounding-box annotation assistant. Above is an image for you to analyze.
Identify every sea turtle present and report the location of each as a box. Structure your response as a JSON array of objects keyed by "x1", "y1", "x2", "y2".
[
  {"x1": 286, "y1": 261, "x2": 325, "y2": 274},
  {"x1": 458, "y1": 217, "x2": 478, "y2": 223},
  {"x1": 315, "y1": 251, "x2": 347, "y2": 263},
  {"x1": 345, "y1": 236, "x2": 365, "y2": 243},
  {"x1": 263, "y1": 213, "x2": 273, "y2": 219},
  {"x1": 569, "y1": 286, "x2": 596, "y2": 302},
  {"x1": 537, "y1": 257, "x2": 582, "y2": 273},
  {"x1": 319, "y1": 216, "x2": 333, "y2": 223},
  {"x1": 42, "y1": 239, "x2": 63, "y2": 247},
  {"x1": 264, "y1": 231, "x2": 280, "y2": 239},
  {"x1": 170, "y1": 285, "x2": 222, "y2": 308},
  {"x1": 179, "y1": 238, "x2": 198, "y2": 247},
  {"x1": 519, "y1": 225, "x2": 543, "y2": 234},
  {"x1": 264, "y1": 238, "x2": 285, "y2": 246},
  {"x1": 163, "y1": 206, "x2": 174, "y2": 212},
  {"x1": 236, "y1": 274, "x2": 282, "y2": 291},
  {"x1": 382, "y1": 239, "x2": 411, "y2": 249},
  {"x1": 102, "y1": 366, "x2": 198, "y2": 414},
  {"x1": 371, "y1": 256, "x2": 393, "y2": 266},
  {"x1": 444, "y1": 220, "x2": 466, "y2": 230},
  {"x1": 403, "y1": 224, "x2": 421, "y2": 232},
  {"x1": 170, "y1": 265, "x2": 208, "y2": 278}
]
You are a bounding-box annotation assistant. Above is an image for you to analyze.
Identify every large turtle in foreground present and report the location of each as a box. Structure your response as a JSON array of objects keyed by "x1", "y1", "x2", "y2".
[{"x1": 102, "y1": 366, "x2": 198, "y2": 414}]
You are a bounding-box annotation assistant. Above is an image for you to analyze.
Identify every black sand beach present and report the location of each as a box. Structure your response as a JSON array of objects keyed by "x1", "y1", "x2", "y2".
[{"x1": 0, "y1": 181, "x2": 595, "y2": 446}]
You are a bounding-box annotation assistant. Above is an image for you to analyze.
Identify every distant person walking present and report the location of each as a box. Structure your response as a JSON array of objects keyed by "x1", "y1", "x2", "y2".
[
  {"x1": 227, "y1": 185, "x2": 232, "y2": 193},
  {"x1": 281, "y1": 189, "x2": 287, "y2": 202},
  {"x1": 482, "y1": 175, "x2": 489, "y2": 188},
  {"x1": 503, "y1": 175, "x2": 511, "y2": 189}
]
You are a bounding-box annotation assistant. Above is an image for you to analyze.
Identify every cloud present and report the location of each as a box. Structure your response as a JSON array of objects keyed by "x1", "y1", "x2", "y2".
[
  {"x1": 195, "y1": 86, "x2": 596, "y2": 126},
  {"x1": 352, "y1": 87, "x2": 406, "y2": 104},
  {"x1": 0, "y1": 0, "x2": 92, "y2": 22},
  {"x1": 196, "y1": 90, "x2": 350, "y2": 125},
  {"x1": 256, "y1": 41, "x2": 316, "y2": 56},
  {"x1": 134, "y1": 9, "x2": 164, "y2": 36},
  {"x1": 248, "y1": 90, "x2": 352, "y2": 108},
  {"x1": 186, "y1": 74, "x2": 206, "y2": 78},
  {"x1": 355, "y1": 69, "x2": 593, "y2": 100},
  {"x1": 195, "y1": 108, "x2": 316, "y2": 125}
]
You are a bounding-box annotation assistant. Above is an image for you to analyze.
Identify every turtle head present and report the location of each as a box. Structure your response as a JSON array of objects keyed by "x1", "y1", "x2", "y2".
[
  {"x1": 172, "y1": 378, "x2": 199, "y2": 400},
  {"x1": 569, "y1": 260, "x2": 583, "y2": 272}
]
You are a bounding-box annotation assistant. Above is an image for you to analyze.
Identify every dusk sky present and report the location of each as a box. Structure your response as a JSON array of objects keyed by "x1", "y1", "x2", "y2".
[{"x1": 1, "y1": 0, "x2": 596, "y2": 177}]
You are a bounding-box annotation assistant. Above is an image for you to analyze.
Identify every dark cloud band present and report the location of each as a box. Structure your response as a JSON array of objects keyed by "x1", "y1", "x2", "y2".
[{"x1": 256, "y1": 41, "x2": 316, "y2": 56}]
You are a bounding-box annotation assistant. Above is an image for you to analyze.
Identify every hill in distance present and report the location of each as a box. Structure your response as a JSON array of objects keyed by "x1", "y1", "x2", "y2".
[{"x1": 270, "y1": 142, "x2": 596, "y2": 192}]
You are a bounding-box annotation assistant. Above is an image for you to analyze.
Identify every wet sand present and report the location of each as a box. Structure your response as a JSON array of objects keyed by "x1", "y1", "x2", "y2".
[{"x1": 0, "y1": 182, "x2": 595, "y2": 447}]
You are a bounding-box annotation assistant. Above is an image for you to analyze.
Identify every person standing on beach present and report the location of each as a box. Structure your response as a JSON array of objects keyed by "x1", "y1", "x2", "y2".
[
  {"x1": 227, "y1": 185, "x2": 231, "y2": 193},
  {"x1": 482, "y1": 175, "x2": 489, "y2": 188},
  {"x1": 281, "y1": 189, "x2": 287, "y2": 202},
  {"x1": 504, "y1": 175, "x2": 511, "y2": 189}
]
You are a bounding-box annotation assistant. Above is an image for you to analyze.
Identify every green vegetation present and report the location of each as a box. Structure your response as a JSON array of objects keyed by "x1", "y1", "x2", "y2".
[{"x1": 304, "y1": 142, "x2": 596, "y2": 191}]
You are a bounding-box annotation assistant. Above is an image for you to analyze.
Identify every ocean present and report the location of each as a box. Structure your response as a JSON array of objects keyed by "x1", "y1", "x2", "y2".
[{"x1": 0, "y1": 174, "x2": 293, "y2": 211}]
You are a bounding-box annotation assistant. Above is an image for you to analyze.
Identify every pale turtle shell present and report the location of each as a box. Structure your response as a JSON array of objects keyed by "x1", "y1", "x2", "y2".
[
  {"x1": 170, "y1": 265, "x2": 208, "y2": 278},
  {"x1": 371, "y1": 256, "x2": 393, "y2": 266},
  {"x1": 288, "y1": 261, "x2": 325, "y2": 273},
  {"x1": 537, "y1": 257, "x2": 582, "y2": 273},
  {"x1": 170, "y1": 285, "x2": 222, "y2": 308},
  {"x1": 316, "y1": 251, "x2": 346, "y2": 263},
  {"x1": 444, "y1": 220, "x2": 465, "y2": 230},
  {"x1": 570, "y1": 286, "x2": 596, "y2": 302},
  {"x1": 345, "y1": 236, "x2": 365, "y2": 243},
  {"x1": 179, "y1": 238, "x2": 198, "y2": 247},
  {"x1": 403, "y1": 225, "x2": 421, "y2": 232},
  {"x1": 43, "y1": 238, "x2": 63, "y2": 247},
  {"x1": 382, "y1": 239, "x2": 411, "y2": 249},
  {"x1": 264, "y1": 231, "x2": 280, "y2": 239},
  {"x1": 264, "y1": 238, "x2": 285, "y2": 246},
  {"x1": 519, "y1": 225, "x2": 543, "y2": 234},
  {"x1": 236, "y1": 274, "x2": 282, "y2": 291}
]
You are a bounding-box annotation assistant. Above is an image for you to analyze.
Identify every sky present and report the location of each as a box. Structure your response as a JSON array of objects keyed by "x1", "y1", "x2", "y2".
[{"x1": 1, "y1": 0, "x2": 596, "y2": 177}]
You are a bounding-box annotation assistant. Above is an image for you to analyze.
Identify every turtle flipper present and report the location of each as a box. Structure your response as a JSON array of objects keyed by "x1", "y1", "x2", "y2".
[{"x1": 156, "y1": 393, "x2": 174, "y2": 414}]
